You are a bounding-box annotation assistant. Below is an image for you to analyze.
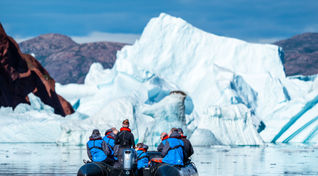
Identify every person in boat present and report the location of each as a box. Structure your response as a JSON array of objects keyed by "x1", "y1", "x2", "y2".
[
  {"x1": 86, "y1": 129, "x2": 113, "y2": 165},
  {"x1": 157, "y1": 132, "x2": 169, "y2": 152},
  {"x1": 114, "y1": 119, "x2": 136, "y2": 167},
  {"x1": 136, "y1": 143, "x2": 149, "y2": 176},
  {"x1": 115, "y1": 119, "x2": 135, "y2": 148},
  {"x1": 178, "y1": 128, "x2": 193, "y2": 163},
  {"x1": 103, "y1": 128, "x2": 118, "y2": 161},
  {"x1": 161, "y1": 128, "x2": 184, "y2": 166}
]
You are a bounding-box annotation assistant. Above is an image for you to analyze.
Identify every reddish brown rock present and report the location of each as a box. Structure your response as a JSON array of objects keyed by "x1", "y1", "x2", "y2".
[
  {"x1": 19, "y1": 34, "x2": 126, "y2": 84},
  {"x1": 0, "y1": 23, "x2": 74, "y2": 116},
  {"x1": 274, "y1": 33, "x2": 318, "y2": 76}
]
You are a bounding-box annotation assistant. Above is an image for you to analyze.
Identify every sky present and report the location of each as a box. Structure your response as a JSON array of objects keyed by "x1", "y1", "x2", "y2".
[{"x1": 1, "y1": 0, "x2": 318, "y2": 43}]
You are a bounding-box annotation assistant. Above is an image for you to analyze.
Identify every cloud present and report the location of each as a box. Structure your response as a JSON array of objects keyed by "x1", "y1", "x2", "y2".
[
  {"x1": 14, "y1": 36, "x2": 33, "y2": 43},
  {"x1": 303, "y1": 25, "x2": 318, "y2": 33},
  {"x1": 71, "y1": 31, "x2": 140, "y2": 44},
  {"x1": 252, "y1": 37, "x2": 284, "y2": 44}
]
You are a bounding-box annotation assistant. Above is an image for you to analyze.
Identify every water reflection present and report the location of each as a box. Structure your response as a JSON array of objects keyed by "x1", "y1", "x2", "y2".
[
  {"x1": 192, "y1": 144, "x2": 318, "y2": 176},
  {"x1": 0, "y1": 143, "x2": 317, "y2": 176}
]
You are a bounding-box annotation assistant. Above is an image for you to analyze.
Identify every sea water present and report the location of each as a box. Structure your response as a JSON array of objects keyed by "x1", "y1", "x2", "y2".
[{"x1": 0, "y1": 143, "x2": 317, "y2": 176}]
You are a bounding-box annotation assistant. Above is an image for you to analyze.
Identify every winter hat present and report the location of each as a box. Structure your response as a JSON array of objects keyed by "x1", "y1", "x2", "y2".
[
  {"x1": 90, "y1": 129, "x2": 101, "y2": 139},
  {"x1": 171, "y1": 128, "x2": 178, "y2": 133},
  {"x1": 105, "y1": 129, "x2": 113, "y2": 136},
  {"x1": 177, "y1": 128, "x2": 184, "y2": 134},
  {"x1": 137, "y1": 143, "x2": 143, "y2": 148},
  {"x1": 122, "y1": 119, "x2": 129, "y2": 128},
  {"x1": 92, "y1": 129, "x2": 100, "y2": 135},
  {"x1": 137, "y1": 143, "x2": 149, "y2": 151},
  {"x1": 142, "y1": 144, "x2": 149, "y2": 151}
]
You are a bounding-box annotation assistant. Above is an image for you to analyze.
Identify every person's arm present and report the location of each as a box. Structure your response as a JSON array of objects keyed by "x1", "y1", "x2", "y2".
[
  {"x1": 115, "y1": 132, "x2": 121, "y2": 145},
  {"x1": 188, "y1": 140, "x2": 194, "y2": 157},
  {"x1": 102, "y1": 140, "x2": 110, "y2": 156},
  {"x1": 131, "y1": 133, "x2": 135, "y2": 148},
  {"x1": 161, "y1": 141, "x2": 170, "y2": 157},
  {"x1": 86, "y1": 143, "x2": 92, "y2": 160},
  {"x1": 113, "y1": 145, "x2": 119, "y2": 157},
  {"x1": 113, "y1": 135, "x2": 118, "y2": 143},
  {"x1": 157, "y1": 142, "x2": 164, "y2": 152}
]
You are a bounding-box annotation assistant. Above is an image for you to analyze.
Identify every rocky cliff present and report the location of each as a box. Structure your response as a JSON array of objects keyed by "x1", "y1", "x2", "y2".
[
  {"x1": 275, "y1": 33, "x2": 318, "y2": 76},
  {"x1": 19, "y1": 34, "x2": 126, "y2": 84},
  {"x1": 0, "y1": 23, "x2": 74, "y2": 116}
]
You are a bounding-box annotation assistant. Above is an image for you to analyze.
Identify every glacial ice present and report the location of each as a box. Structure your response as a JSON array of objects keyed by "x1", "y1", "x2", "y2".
[{"x1": 1, "y1": 13, "x2": 318, "y2": 145}]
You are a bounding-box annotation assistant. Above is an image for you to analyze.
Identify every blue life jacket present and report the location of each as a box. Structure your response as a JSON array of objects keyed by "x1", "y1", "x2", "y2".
[
  {"x1": 160, "y1": 138, "x2": 168, "y2": 147},
  {"x1": 162, "y1": 137, "x2": 184, "y2": 166},
  {"x1": 103, "y1": 135, "x2": 115, "y2": 154},
  {"x1": 136, "y1": 150, "x2": 149, "y2": 169},
  {"x1": 162, "y1": 138, "x2": 168, "y2": 143},
  {"x1": 103, "y1": 134, "x2": 118, "y2": 161},
  {"x1": 87, "y1": 139, "x2": 107, "y2": 162}
]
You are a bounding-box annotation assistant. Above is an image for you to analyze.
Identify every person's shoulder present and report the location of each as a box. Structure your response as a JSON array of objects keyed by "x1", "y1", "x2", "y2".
[
  {"x1": 177, "y1": 138, "x2": 187, "y2": 145},
  {"x1": 126, "y1": 131, "x2": 134, "y2": 137},
  {"x1": 187, "y1": 139, "x2": 192, "y2": 145},
  {"x1": 181, "y1": 138, "x2": 189, "y2": 142}
]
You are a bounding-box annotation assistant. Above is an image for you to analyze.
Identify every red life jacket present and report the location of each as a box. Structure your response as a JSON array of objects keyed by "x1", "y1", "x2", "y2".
[
  {"x1": 151, "y1": 158, "x2": 163, "y2": 163},
  {"x1": 170, "y1": 135, "x2": 182, "y2": 139},
  {"x1": 181, "y1": 135, "x2": 187, "y2": 139},
  {"x1": 137, "y1": 148, "x2": 147, "y2": 153},
  {"x1": 107, "y1": 134, "x2": 115, "y2": 139},
  {"x1": 162, "y1": 135, "x2": 169, "y2": 141},
  {"x1": 120, "y1": 127, "x2": 131, "y2": 132},
  {"x1": 89, "y1": 137, "x2": 102, "y2": 141}
]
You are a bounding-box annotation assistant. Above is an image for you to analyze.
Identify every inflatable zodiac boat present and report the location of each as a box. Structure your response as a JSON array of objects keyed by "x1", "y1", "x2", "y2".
[{"x1": 77, "y1": 149, "x2": 198, "y2": 176}]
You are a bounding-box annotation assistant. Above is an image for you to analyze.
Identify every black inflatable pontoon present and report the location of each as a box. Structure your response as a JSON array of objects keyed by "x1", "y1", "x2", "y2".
[{"x1": 77, "y1": 151, "x2": 198, "y2": 176}]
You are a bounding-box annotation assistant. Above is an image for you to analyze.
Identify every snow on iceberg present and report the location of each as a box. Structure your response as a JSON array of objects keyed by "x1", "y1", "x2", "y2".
[{"x1": 2, "y1": 13, "x2": 318, "y2": 145}]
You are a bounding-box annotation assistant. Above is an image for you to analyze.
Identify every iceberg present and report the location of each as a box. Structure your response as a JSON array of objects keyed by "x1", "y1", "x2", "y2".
[
  {"x1": 2, "y1": 13, "x2": 318, "y2": 145},
  {"x1": 0, "y1": 94, "x2": 61, "y2": 143}
]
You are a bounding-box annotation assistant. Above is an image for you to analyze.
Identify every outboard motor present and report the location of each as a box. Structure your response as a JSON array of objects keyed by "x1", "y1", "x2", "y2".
[{"x1": 123, "y1": 148, "x2": 136, "y2": 175}]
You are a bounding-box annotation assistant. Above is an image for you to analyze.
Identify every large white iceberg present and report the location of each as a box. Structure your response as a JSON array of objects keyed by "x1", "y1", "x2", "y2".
[{"x1": 2, "y1": 13, "x2": 318, "y2": 145}]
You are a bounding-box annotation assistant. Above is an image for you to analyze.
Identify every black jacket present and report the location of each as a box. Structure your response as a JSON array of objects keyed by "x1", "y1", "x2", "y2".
[
  {"x1": 115, "y1": 127, "x2": 135, "y2": 148},
  {"x1": 181, "y1": 136, "x2": 193, "y2": 161},
  {"x1": 157, "y1": 136, "x2": 169, "y2": 152}
]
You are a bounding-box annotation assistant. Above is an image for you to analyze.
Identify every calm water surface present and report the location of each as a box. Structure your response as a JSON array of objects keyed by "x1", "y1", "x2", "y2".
[{"x1": 0, "y1": 143, "x2": 317, "y2": 176}]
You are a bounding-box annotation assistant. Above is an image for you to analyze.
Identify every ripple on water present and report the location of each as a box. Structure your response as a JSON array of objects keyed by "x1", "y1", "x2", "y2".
[{"x1": 0, "y1": 143, "x2": 317, "y2": 176}]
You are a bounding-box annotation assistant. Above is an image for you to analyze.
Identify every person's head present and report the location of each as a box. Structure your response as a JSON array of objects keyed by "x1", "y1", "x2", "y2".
[
  {"x1": 122, "y1": 119, "x2": 129, "y2": 128},
  {"x1": 90, "y1": 129, "x2": 101, "y2": 139},
  {"x1": 136, "y1": 143, "x2": 148, "y2": 152},
  {"x1": 112, "y1": 128, "x2": 119, "y2": 135},
  {"x1": 92, "y1": 129, "x2": 100, "y2": 136},
  {"x1": 168, "y1": 128, "x2": 178, "y2": 136},
  {"x1": 136, "y1": 143, "x2": 143, "y2": 149},
  {"x1": 105, "y1": 129, "x2": 113, "y2": 136},
  {"x1": 160, "y1": 132, "x2": 168, "y2": 140},
  {"x1": 177, "y1": 128, "x2": 184, "y2": 135},
  {"x1": 142, "y1": 144, "x2": 149, "y2": 151}
]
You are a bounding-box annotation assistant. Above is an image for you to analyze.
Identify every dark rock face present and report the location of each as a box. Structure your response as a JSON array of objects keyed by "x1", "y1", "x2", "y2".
[
  {"x1": 275, "y1": 33, "x2": 318, "y2": 76},
  {"x1": 19, "y1": 34, "x2": 126, "y2": 84},
  {"x1": 0, "y1": 24, "x2": 74, "y2": 116}
]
